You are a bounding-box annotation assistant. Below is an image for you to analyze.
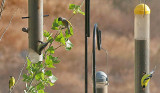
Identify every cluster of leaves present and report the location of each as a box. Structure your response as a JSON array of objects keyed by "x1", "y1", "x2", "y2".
[
  {"x1": 23, "y1": 58, "x2": 58, "y2": 93},
  {"x1": 69, "y1": 4, "x2": 85, "y2": 15},
  {"x1": 22, "y1": 2, "x2": 84, "y2": 93}
]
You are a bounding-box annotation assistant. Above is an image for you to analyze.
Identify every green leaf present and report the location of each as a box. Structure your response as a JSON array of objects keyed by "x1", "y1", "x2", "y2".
[
  {"x1": 48, "y1": 82, "x2": 54, "y2": 86},
  {"x1": 45, "y1": 70, "x2": 52, "y2": 76},
  {"x1": 65, "y1": 26, "x2": 73, "y2": 38},
  {"x1": 43, "y1": 30, "x2": 50, "y2": 37},
  {"x1": 69, "y1": 4, "x2": 76, "y2": 9},
  {"x1": 38, "y1": 90, "x2": 44, "y2": 93},
  {"x1": 35, "y1": 72, "x2": 45, "y2": 81},
  {"x1": 52, "y1": 18, "x2": 63, "y2": 30},
  {"x1": 52, "y1": 57, "x2": 60, "y2": 64},
  {"x1": 65, "y1": 39, "x2": 73, "y2": 50},
  {"x1": 36, "y1": 82, "x2": 45, "y2": 90},
  {"x1": 78, "y1": 10, "x2": 85, "y2": 15},
  {"x1": 45, "y1": 55, "x2": 55, "y2": 68},
  {"x1": 49, "y1": 75, "x2": 57, "y2": 83},
  {"x1": 23, "y1": 74, "x2": 32, "y2": 82},
  {"x1": 69, "y1": 4, "x2": 85, "y2": 15},
  {"x1": 55, "y1": 32, "x2": 65, "y2": 45},
  {"x1": 46, "y1": 46, "x2": 55, "y2": 54},
  {"x1": 26, "y1": 57, "x2": 32, "y2": 70}
]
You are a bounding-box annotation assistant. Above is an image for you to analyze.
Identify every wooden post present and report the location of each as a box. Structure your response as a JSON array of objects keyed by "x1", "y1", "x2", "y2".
[{"x1": 28, "y1": 0, "x2": 43, "y2": 63}]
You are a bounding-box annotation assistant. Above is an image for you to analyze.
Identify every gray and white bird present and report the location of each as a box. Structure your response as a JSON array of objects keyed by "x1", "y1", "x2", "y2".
[
  {"x1": 58, "y1": 17, "x2": 72, "y2": 35},
  {"x1": 37, "y1": 40, "x2": 51, "y2": 55}
]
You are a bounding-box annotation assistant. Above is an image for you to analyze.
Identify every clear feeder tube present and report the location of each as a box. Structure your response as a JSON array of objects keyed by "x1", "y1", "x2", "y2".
[{"x1": 134, "y1": 4, "x2": 150, "y2": 93}]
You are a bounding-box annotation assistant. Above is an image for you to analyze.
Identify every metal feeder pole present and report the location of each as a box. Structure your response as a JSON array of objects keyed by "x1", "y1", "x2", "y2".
[
  {"x1": 93, "y1": 24, "x2": 101, "y2": 93},
  {"x1": 85, "y1": 0, "x2": 90, "y2": 93},
  {"x1": 28, "y1": 0, "x2": 43, "y2": 63},
  {"x1": 134, "y1": 3, "x2": 150, "y2": 93}
]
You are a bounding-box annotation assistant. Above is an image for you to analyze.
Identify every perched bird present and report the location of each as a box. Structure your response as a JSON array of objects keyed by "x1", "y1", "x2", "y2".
[
  {"x1": 58, "y1": 17, "x2": 72, "y2": 35},
  {"x1": 9, "y1": 76, "x2": 15, "y2": 91},
  {"x1": 37, "y1": 40, "x2": 51, "y2": 55},
  {"x1": 141, "y1": 68, "x2": 155, "y2": 89}
]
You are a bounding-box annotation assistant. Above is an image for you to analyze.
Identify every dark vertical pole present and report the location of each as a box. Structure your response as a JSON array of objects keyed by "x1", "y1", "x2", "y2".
[
  {"x1": 93, "y1": 24, "x2": 101, "y2": 93},
  {"x1": 93, "y1": 24, "x2": 97, "y2": 93},
  {"x1": 85, "y1": 0, "x2": 90, "y2": 37},
  {"x1": 85, "y1": 0, "x2": 90, "y2": 93}
]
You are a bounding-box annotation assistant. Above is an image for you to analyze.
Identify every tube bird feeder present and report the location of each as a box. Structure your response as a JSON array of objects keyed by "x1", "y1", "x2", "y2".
[
  {"x1": 96, "y1": 71, "x2": 108, "y2": 93},
  {"x1": 134, "y1": 3, "x2": 150, "y2": 93}
]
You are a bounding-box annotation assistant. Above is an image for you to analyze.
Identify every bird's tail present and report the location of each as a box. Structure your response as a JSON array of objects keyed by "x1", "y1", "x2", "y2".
[
  {"x1": 150, "y1": 66, "x2": 156, "y2": 74},
  {"x1": 67, "y1": 27, "x2": 71, "y2": 35}
]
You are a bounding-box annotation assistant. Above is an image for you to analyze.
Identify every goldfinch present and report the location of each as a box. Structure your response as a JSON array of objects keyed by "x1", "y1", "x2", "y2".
[
  {"x1": 58, "y1": 17, "x2": 72, "y2": 35},
  {"x1": 141, "y1": 69, "x2": 155, "y2": 89},
  {"x1": 9, "y1": 76, "x2": 15, "y2": 91}
]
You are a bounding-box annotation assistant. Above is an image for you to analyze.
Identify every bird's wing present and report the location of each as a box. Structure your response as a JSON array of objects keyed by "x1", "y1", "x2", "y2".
[
  {"x1": 144, "y1": 77, "x2": 150, "y2": 81},
  {"x1": 9, "y1": 79, "x2": 10, "y2": 88}
]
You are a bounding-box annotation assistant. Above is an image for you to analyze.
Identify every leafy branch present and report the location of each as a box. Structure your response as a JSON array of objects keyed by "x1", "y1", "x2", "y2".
[{"x1": 10, "y1": 2, "x2": 85, "y2": 93}]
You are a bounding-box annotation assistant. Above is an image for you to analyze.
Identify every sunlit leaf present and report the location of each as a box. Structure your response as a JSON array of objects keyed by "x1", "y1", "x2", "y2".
[
  {"x1": 65, "y1": 39, "x2": 73, "y2": 50},
  {"x1": 43, "y1": 30, "x2": 50, "y2": 37},
  {"x1": 52, "y1": 57, "x2": 60, "y2": 64},
  {"x1": 69, "y1": 4, "x2": 85, "y2": 15},
  {"x1": 35, "y1": 72, "x2": 45, "y2": 80},
  {"x1": 69, "y1": 4, "x2": 76, "y2": 9},
  {"x1": 45, "y1": 55, "x2": 55, "y2": 68},
  {"x1": 23, "y1": 74, "x2": 32, "y2": 82},
  {"x1": 52, "y1": 18, "x2": 63, "y2": 30},
  {"x1": 49, "y1": 75, "x2": 57, "y2": 83},
  {"x1": 55, "y1": 32, "x2": 66, "y2": 45},
  {"x1": 37, "y1": 82, "x2": 45, "y2": 90},
  {"x1": 48, "y1": 82, "x2": 54, "y2": 86},
  {"x1": 46, "y1": 46, "x2": 55, "y2": 54},
  {"x1": 38, "y1": 90, "x2": 44, "y2": 93},
  {"x1": 45, "y1": 70, "x2": 52, "y2": 76}
]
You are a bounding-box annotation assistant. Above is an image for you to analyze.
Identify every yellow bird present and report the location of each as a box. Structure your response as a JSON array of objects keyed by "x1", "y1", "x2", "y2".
[
  {"x1": 58, "y1": 17, "x2": 72, "y2": 35},
  {"x1": 141, "y1": 70, "x2": 154, "y2": 89},
  {"x1": 9, "y1": 76, "x2": 15, "y2": 91}
]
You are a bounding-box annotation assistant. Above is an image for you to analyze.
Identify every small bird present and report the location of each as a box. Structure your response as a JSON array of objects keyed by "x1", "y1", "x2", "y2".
[
  {"x1": 37, "y1": 40, "x2": 51, "y2": 55},
  {"x1": 141, "y1": 68, "x2": 155, "y2": 89},
  {"x1": 58, "y1": 17, "x2": 72, "y2": 35},
  {"x1": 9, "y1": 76, "x2": 15, "y2": 91}
]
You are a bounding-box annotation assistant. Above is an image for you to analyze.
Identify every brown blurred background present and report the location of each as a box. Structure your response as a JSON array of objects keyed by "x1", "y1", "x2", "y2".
[{"x1": 0, "y1": 0, "x2": 160, "y2": 93}]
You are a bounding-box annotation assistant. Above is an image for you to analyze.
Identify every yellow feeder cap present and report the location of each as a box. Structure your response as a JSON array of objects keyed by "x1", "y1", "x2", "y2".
[{"x1": 134, "y1": 3, "x2": 150, "y2": 14}]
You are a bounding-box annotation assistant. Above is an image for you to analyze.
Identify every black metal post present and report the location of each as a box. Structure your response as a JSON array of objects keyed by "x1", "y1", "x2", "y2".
[
  {"x1": 85, "y1": 0, "x2": 90, "y2": 93},
  {"x1": 93, "y1": 24, "x2": 101, "y2": 93}
]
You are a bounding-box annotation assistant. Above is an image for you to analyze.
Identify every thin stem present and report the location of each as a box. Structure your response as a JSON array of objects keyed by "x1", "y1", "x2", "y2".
[
  {"x1": 0, "y1": 0, "x2": 5, "y2": 19},
  {"x1": 44, "y1": 31, "x2": 60, "y2": 57},
  {"x1": 9, "y1": 56, "x2": 28, "y2": 93},
  {"x1": 68, "y1": 14, "x2": 75, "y2": 21},
  {"x1": 80, "y1": 0, "x2": 85, "y2": 8},
  {"x1": 0, "y1": 8, "x2": 18, "y2": 41},
  {"x1": 54, "y1": 45, "x2": 63, "y2": 50}
]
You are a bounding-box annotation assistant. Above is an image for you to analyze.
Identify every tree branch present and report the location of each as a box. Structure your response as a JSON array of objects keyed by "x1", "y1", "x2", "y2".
[
  {"x1": 0, "y1": 8, "x2": 18, "y2": 41},
  {"x1": 10, "y1": 55, "x2": 28, "y2": 93},
  {"x1": 0, "y1": 0, "x2": 5, "y2": 19}
]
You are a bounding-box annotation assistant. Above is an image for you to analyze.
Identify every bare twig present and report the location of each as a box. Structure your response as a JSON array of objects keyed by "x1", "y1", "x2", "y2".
[
  {"x1": 54, "y1": 45, "x2": 63, "y2": 50},
  {"x1": 0, "y1": 0, "x2": 5, "y2": 19},
  {"x1": 10, "y1": 56, "x2": 28, "y2": 93},
  {"x1": 0, "y1": 8, "x2": 18, "y2": 41},
  {"x1": 68, "y1": 14, "x2": 75, "y2": 21}
]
